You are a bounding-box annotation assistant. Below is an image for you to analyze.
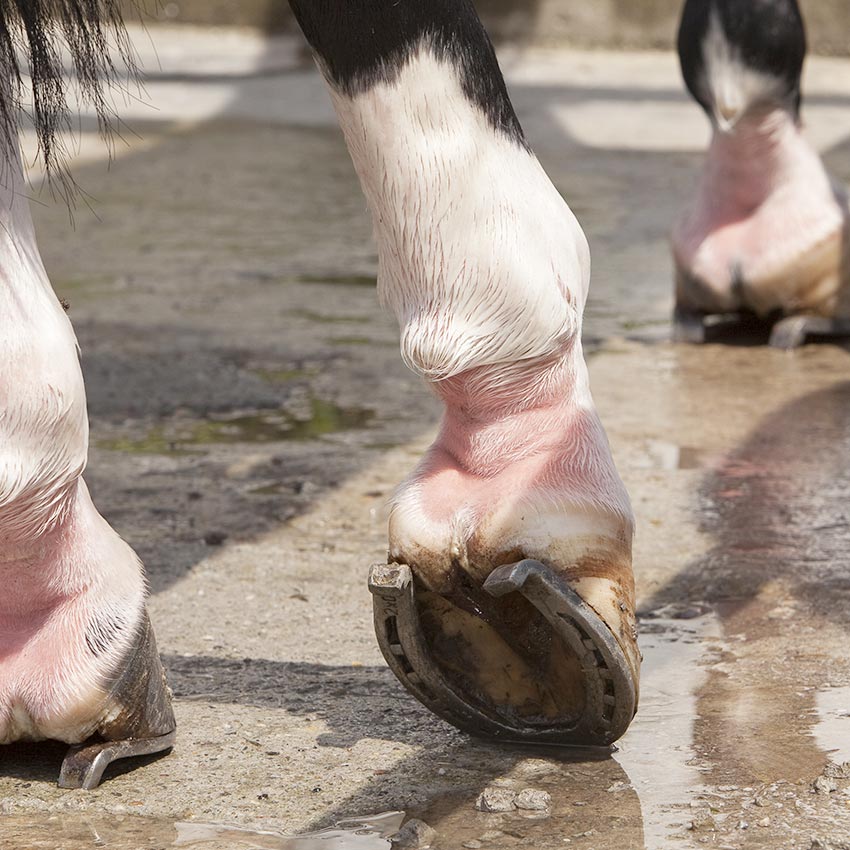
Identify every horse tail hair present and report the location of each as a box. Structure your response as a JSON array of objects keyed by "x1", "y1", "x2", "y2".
[{"x1": 0, "y1": 0, "x2": 138, "y2": 186}]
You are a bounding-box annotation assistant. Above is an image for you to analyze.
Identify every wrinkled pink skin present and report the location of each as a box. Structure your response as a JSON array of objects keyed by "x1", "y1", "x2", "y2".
[
  {"x1": 673, "y1": 106, "x2": 850, "y2": 319},
  {"x1": 0, "y1": 151, "x2": 146, "y2": 746},
  {"x1": 388, "y1": 343, "x2": 635, "y2": 619},
  {"x1": 0, "y1": 483, "x2": 146, "y2": 744},
  {"x1": 400, "y1": 353, "x2": 629, "y2": 549}
]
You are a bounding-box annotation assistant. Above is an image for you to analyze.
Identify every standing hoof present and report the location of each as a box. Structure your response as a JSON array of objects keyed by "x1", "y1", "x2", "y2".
[
  {"x1": 58, "y1": 611, "x2": 176, "y2": 790},
  {"x1": 672, "y1": 307, "x2": 707, "y2": 344},
  {"x1": 369, "y1": 560, "x2": 638, "y2": 748},
  {"x1": 769, "y1": 315, "x2": 850, "y2": 350}
]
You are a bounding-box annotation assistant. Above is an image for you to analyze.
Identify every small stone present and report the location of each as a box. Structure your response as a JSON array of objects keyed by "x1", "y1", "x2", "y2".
[
  {"x1": 672, "y1": 606, "x2": 705, "y2": 620},
  {"x1": 758, "y1": 817, "x2": 771, "y2": 827},
  {"x1": 392, "y1": 819, "x2": 437, "y2": 849},
  {"x1": 814, "y1": 776, "x2": 839, "y2": 795},
  {"x1": 203, "y1": 530, "x2": 228, "y2": 546},
  {"x1": 515, "y1": 789, "x2": 552, "y2": 811},
  {"x1": 522, "y1": 758, "x2": 556, "y2": 772},
  {"x1": 738, "y1": 821, "x2": 749, "y2": 830},
  {"x1": 824, "y1": 763, "x2": 850, "y2": 780},
  {"x1": 475, "y1": 788, "x2": 517, "y2": 813},
  {"x1": 687, "y1": 811, "x2": 716, "y2": 833}
]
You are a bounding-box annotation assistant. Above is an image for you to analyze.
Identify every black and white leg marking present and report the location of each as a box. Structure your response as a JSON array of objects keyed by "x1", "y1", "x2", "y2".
[{"x1": 291, "y1": 0, "x2": 638, "y2": 745}]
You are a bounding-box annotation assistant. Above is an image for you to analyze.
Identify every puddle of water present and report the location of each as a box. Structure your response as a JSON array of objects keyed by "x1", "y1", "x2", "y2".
[
  {"x1": 404, "y1": 757, "x2": 644, "y2": 850},
  {"x1": 97, "y1": 399, "x2": 374, "y2": 454},
  {"x1": 393, "y1": 615, "x2": 722, "y2": 850},
  {"x1": 53, "y1": 274, "x2": 121, "y2": 300},
  {"x1": 292, "y1": 274, "x2": 377, "y2": 288},
  {"x1": 252, "y1": 368, "x2": 316, "y2": 384},
  {"x1": 0, "y1": 812, "x2": 404, "y2": 850},
  {"x1": 175, "y1": 811, "x2": 405, "y2": 850},
  {"x1": 814, "y1": 685, "x2": 850, "y2": 764},
  {"x1": 615, "y1": 611, "x2": 722, "y2": 847}
]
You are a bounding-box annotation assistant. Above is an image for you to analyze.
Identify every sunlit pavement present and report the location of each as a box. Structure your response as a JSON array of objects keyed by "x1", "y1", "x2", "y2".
[{"x1": 2, "y1": 27, "x2": 850, "y2": 850}]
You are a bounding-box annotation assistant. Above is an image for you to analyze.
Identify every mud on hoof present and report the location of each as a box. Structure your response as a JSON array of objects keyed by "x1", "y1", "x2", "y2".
[
  {"x1": 58, "y1": 612, "x2": 176, "y2": 790},
  {"x1": 369, "y1": 560, "x2": 638, "y2": 747}
]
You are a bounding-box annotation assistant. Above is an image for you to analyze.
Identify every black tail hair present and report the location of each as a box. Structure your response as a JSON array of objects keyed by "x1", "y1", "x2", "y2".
[{"x1": 0, "y1": 0, "x2": 137, "y2": 184}]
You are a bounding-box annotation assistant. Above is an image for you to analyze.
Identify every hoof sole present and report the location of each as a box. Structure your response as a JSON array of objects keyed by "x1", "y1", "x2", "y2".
[{"x1": 369, "y1": 560, "x2": 637, "y2": 747}]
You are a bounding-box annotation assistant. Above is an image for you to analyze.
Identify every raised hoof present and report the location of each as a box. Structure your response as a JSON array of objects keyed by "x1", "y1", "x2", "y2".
[
  {"x1": 769, "y1": 315, "x2": 850, "y2": 350},
  {"x1": 59, "y1": 731, "x2": 176, "y2": 790},
  {"x1": 369, "y1": 560, "x2": 637, "y2": 748},
  {"x1": 59, "y1": 610, "x2": 176, "y2": 790},
  {"x1": 672, "y1": 307, "x2": 707, "y2": 344}
]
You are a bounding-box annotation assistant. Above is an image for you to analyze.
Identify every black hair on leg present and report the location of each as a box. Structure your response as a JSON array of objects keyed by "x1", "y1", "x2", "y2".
[
  {"x1": 288, "y1": 0, "x2": 527, "y2": 148},
  {"x1": 0, "y1": 0, "x2": 138, "y2": 189},
  {"x1": 678, "y1": 0, "x2": 806, "y2": 118}
]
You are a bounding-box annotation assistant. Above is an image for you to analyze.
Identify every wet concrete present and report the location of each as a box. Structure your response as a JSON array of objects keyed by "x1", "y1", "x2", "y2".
[
  {"x1": 0, "y1": 811, "x2": 404, "y2": 849},
  {"x1": 2, "y1": 29, "x2": 850, "y2": 850}
]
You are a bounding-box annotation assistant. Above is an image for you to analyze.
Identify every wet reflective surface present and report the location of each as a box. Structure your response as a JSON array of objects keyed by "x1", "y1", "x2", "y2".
[
  {"x1": 0, "y1": 812, "x2": 404, "y2": 850},
  {"x1": 2, "y1": 31, "x2": 850, "y2": 850},
  {"x1": 815, "y1": 687, "x2": 850, "y2": 765}
]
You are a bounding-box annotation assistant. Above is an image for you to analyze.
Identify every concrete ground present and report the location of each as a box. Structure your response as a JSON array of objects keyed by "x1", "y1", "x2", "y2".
[{"x1": 1, "y1": 26, "x2": 850, "y2": 850}]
